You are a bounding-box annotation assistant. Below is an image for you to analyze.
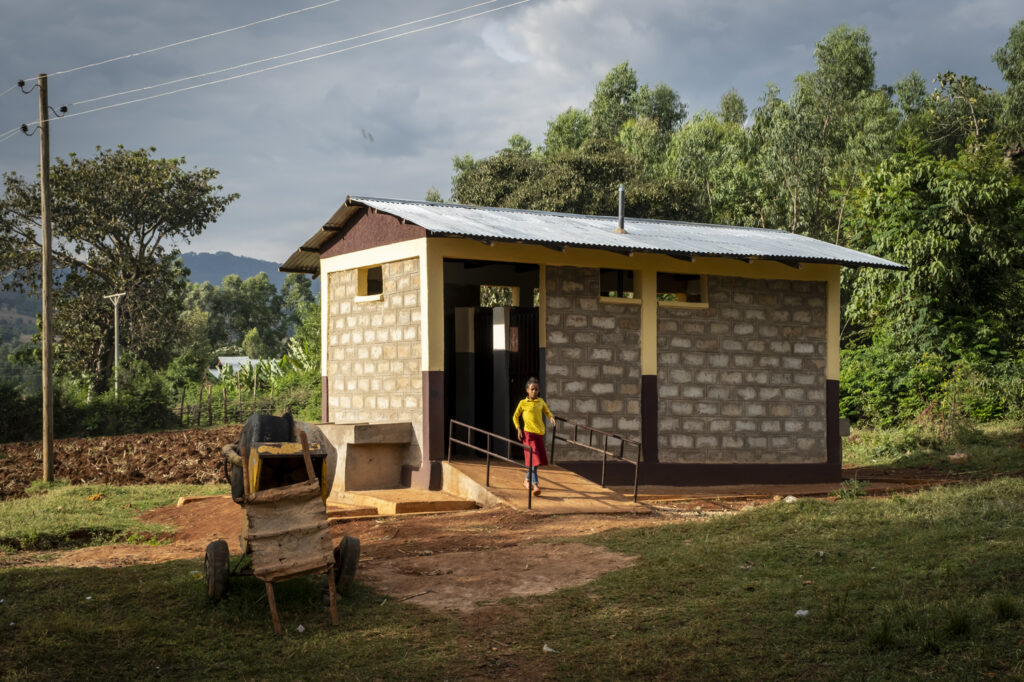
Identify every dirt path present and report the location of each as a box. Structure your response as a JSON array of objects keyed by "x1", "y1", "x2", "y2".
[{"x1": 2, "y1": 494, "x2": 698, "y2": 613}]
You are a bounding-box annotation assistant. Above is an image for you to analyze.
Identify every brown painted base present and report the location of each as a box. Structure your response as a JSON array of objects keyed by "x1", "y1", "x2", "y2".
[
  {"x1": 409, "y1": 370, "x2": 445, "y2": 490},
  {"x1": 641, "y1": 375, "x2": 658, "y2": 462},
  {"x1": 559, "y1": 459, "x2": 843, "y2": 487},
  {"x1": 826, "y1": 379, "x2": 840, "y2": 466}
]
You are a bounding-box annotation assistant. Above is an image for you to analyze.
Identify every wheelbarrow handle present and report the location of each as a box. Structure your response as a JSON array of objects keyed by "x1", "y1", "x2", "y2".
[
  {"x1": 299, "y1": 431, "x2": 316, "y2": 483},
  {"x1": 241, "y1": 445, "x2": 251, "y2": 497}
]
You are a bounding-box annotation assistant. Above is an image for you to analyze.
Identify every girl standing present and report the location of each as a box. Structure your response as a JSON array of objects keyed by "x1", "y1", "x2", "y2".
[{"x1": 512, "y1": 377, "x2": 556, "y2": 495}]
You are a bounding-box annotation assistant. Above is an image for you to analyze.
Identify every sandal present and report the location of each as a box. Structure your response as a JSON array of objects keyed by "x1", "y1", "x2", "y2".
[{"x1": 532, "y1": 486, "x2": 542, "y2": 496}]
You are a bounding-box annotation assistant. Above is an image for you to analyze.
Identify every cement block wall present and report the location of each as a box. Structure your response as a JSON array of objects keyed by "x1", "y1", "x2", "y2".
[
  {"x1": 656, "y1": 276, "x2": 827, "y2": 464},
  {"x1": 326, "y1": 257, "x2": 422, "y2": 425},
  {"x1": 544, "y1": 266, "x2": 642, "y2": 460}
]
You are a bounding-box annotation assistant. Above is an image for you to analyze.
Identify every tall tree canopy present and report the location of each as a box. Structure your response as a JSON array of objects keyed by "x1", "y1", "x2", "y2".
[{"x1": 0, "y1": 146, "x2": 237, "y2": 391}]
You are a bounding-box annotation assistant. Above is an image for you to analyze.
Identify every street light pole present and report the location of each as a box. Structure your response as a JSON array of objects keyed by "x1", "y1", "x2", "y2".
[{"x1": 104, "y1": 292, "x2": 126, "y2": 397}]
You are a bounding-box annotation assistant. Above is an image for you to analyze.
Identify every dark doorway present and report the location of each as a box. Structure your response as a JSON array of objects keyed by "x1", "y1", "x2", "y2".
[
  {"x1": 442, "y1": 259, "x2": 540, "y2": 458},
  {"x1": 506, "y1": 306, "x2": 540, "y2": 419}
]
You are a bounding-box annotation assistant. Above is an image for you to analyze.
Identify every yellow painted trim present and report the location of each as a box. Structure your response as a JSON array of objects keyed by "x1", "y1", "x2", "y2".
[
  {"x1": 827, "y1": 267, "x2": 840, "y2": 381},
  {"x1": 538, "y1": 264, "x2": 546, "y2": 349},
  {"x1": 357, "y1": 265, "x2": 369, "y2": 295},
  {"x1": 423, "y1": 239, "x2": 445, "y2": 372},
  {"x1": 320, "y1": 270, "x2": 329, "y2": 378},
  {"x1": 640, "y1": 269, "x2": 657, "y2": 376},
  {"x1": 598, "y1": 295, "x2": 641, "y2": 305},
  {"x1": 354, "y1": 293, "x2": 382, "y2": 303}
]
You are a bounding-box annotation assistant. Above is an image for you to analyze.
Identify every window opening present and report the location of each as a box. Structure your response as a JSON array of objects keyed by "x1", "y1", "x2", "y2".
[
  {"x1": 480, "y1": 285, "x2": 518, "y2": 307},
  {"x1": 356, "y1": 265, "x2": 383, "y2": 299},
  {"x1": 600, "y1": 268, "x2": 635, "y2": 298},
  {"x1": 657, "y1": 272, "x2": 704, "y2": 303}
]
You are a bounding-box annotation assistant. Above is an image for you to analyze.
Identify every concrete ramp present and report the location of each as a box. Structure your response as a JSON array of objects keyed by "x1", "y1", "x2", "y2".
[{"x1": 444, "y1": 460, "x2": 648, "y2": 515}]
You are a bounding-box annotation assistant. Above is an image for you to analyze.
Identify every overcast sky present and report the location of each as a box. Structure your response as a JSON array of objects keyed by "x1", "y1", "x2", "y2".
[{"x1": 0, "y1": 0, "x2": 1019, "y2": 263}]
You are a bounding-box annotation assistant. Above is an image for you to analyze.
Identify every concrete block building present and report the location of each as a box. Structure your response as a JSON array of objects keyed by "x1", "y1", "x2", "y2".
[{"x1": 281, "y1": 196, "x2": 903, "y2": 491}]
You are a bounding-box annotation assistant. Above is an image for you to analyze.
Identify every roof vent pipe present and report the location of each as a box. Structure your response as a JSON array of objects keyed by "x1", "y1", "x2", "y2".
[{"x1": 615, "y1": 183, "x2": 627, "y2": 234}]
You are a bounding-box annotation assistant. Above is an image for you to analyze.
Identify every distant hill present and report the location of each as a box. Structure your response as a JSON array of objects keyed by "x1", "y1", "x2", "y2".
[{"x1": 181, "y1": 251, "x2": 291, "y2": 289}]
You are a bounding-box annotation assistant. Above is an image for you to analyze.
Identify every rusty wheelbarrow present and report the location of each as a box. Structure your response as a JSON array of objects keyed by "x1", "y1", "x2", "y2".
[{"x1": 205, "y1": 426, "x2": 359, "y2": 634}]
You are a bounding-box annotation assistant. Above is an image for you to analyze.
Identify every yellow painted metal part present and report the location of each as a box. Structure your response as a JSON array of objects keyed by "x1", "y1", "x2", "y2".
[{"x1": 248, "y1": 442, "x2": 328, "y2": 501}]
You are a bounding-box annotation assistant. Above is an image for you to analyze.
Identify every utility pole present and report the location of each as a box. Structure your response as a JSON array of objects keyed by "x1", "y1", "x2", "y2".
[
  {"x1": 38, "y1": 74, "x2": 54, "y2": 482},
  {"x1": 20, "y1": 74, "x2": 66, "y2": 482},
  {"x1": 104, "y1": 292, "x2": 126, "y2": 397},
  {"x1": 20, "y1": 73, "x2": 66, "y2": 477}
]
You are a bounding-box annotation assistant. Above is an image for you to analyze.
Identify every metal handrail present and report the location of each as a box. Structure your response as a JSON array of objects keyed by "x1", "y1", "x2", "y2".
[
  {"x1": 550, "y1": 416, "x2": 642, "y2": 503},
  {"x1": 447, "y1": 419, "x2": 537, "y2": 510}
]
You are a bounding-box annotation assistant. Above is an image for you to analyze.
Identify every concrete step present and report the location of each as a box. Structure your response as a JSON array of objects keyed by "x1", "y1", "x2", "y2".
[
  {"x1": 330, "y1": 488, "x2": 478, "y2": 516},
  {"x1": 325, "y1": 503, "x2": 380, "y2": 519}
]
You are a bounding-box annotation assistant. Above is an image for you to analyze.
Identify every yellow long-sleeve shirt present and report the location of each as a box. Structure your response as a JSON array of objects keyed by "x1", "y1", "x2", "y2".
[{"x1": 512, "y1": 397, "x2": 553, "y2": 435}]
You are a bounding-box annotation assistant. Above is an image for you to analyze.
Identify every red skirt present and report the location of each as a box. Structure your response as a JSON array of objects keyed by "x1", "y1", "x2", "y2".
[{"x1": 521, "y1": 431, "x2": 548, "y2": 467}]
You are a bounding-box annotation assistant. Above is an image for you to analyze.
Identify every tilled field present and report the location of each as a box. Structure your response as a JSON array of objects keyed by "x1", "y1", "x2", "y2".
[{"x1": 0, "y1": 425, "x2": 241, "y2": 499}]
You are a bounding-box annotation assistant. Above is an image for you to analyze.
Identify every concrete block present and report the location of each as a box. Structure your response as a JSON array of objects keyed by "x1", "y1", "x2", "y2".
[
  {"x1": 682, "y1": 418, "x2": 705, "y2": 432},
  {"x1": 695, "y1": 435, "x2": 720, "y2": 449},
  {"x1": 707, "y1": 387, "x2": 731, "y2": 401},
  {"x1": 709, "y1": 419, "x2": 732, "y2": 433},
  {"x1": 669, "y1": 401, "x2": 694, "y2": 416},
  {"x1": 720, "y1": 400, "x2": 743, "y2": 416},
  {"x1": 784, "y1": 420, "x2": 805, "y2": 433},
  {"x1": 744, "y1": 403, "x2": 766, "y2": 417},
  {"x1": 682, "y1": 385, "x2": 705, "y2": 399}
]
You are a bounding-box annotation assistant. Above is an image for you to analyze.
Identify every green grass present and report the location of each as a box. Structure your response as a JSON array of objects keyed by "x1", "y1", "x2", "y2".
[
  {"x1": 2, "y1": 477, "x2": 1023, "y2": 679},
  {"x1": 526, "y1": 477, "x2": 1024, "y2": 679},
  {"x1": 0, "y1": 481, "x2": 229, "y2": 550},
  {"x1": 0, "y1": 563, "x2": 465, "y2": 680},
  {"x1": 842, "y1": 420, "x2": 1024, "y2": 476}
]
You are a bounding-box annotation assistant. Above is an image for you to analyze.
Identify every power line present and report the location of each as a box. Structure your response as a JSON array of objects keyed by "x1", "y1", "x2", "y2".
[
  {"x1": 71, "y1": 0, "x2": 504, "y2": 108},
  {"x1": 21, "y1": 0, "x2": 535, "y2": 127},
  {"x1": 42, "y1": 0, "x2": 349, "y2": 80}
]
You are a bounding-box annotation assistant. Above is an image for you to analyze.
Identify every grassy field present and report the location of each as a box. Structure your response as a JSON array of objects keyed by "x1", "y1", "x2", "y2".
[
  {"x1": 2, "y1": 473, "x2": 1023, "y2": 679},
  {"x1": 0, "y1": 481, "x2": 229, "y2": 550},
  {"x1": 844, "y1": 420, "x2": 1024, "y2": 476}
]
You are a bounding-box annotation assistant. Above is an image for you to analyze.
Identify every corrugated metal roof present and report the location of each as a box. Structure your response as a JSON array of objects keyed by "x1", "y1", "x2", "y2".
[{"x1": 280, "y1": 196, "x2": 906, "y2": 274}]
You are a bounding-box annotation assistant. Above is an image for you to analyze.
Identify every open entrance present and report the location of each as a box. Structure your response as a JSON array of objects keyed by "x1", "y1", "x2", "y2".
[{"x1": 442, "y1": 259, "x2": 540, "y2": 458}]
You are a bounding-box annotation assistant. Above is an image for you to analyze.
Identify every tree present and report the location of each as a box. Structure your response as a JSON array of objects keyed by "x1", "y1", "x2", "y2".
[
  {"x1": 188, "y1": 273, "x2": 288, "y2": 356},
  {"x1": 753, "y1": 26, "x2": 897, "y2": 240},
  {"x1": 543, "y1": 107, "x2": 593, "y2": 154},
  {"x1": 452, "y1": 136, "x2": 701, "y2": 219},
  {"x1": 589, "y1": 62, "x2": 685, "y2": 140},
  {"x1": 0, "y1": 146, "x2": 237, "y2": 392},
  {"x1": 667, "y1": 112, "x2": 751, "y2": 224},
  {"x1": 281, "y1": 272, "x2": 316, "y2": 335},
  {"x1": 925, "y1": 71, "x2": 1001, "y2": 156},
  {"x1": 719, "y1": 88, "x2": 748, "y2": 125},
  {"x1": 844, "y1": 141, "x2": 1024, "y2": 355},
  {"x1": 992, "y1": 19, "x2": 1024, "y2": 148}
]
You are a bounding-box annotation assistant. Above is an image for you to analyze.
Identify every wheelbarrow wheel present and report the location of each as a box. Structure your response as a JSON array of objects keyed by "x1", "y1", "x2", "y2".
[
  {"x1": 205, "y1": 539, "x2": 230, "y2": 601},
  {"x1": 333, "y1": 535, "x2": 360, "y2": 594}
]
